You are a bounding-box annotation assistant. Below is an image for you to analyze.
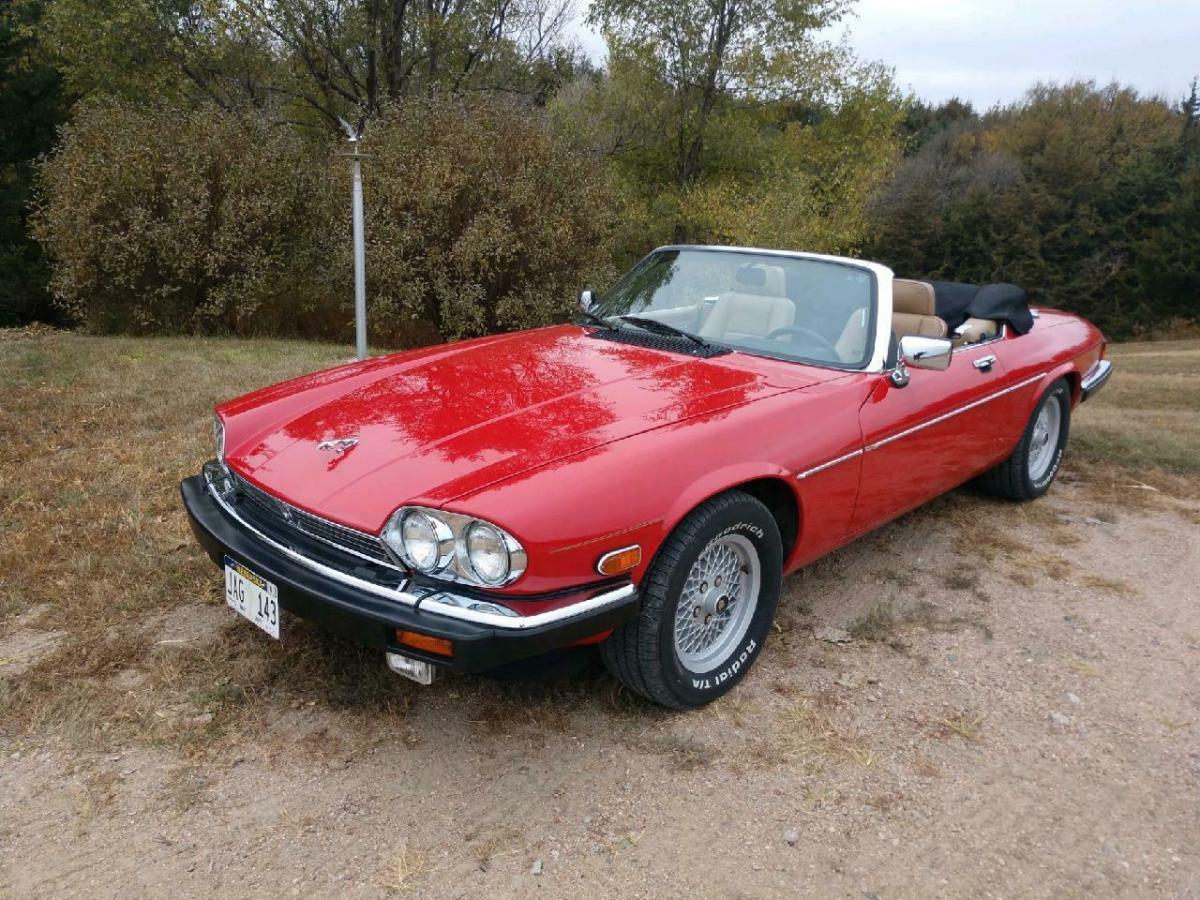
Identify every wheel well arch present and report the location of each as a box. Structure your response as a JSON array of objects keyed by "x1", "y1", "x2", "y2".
[
  {"x1": 731, "y1": 477, "x2": 800, "y2": 558},
  {"x1": 662, "y1": 475, "x2": 801, "y2": 561},
  {"x1": 651, "y1": 467, "x2": 802, "y2": 577},
  {"x1": 1061, "y1": 370, "x2": 1080, "y2": 406}
]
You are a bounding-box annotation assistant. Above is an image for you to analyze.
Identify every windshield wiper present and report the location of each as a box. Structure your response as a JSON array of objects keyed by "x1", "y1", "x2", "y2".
[
  {"x1": 576, "y1": 309, "x2": 618, "y2": 330},
  {"x1": 617, "y1": 315, "x2": 711, "y2": 348}
]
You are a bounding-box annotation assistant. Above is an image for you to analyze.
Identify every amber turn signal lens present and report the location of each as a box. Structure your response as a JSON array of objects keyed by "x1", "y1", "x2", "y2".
[
  {"x1": 596, "y1": 544, "x2": 642, "y2": 576},
  {"x1": 395, "y1": 630, "x2": 453, "y2": 657}
]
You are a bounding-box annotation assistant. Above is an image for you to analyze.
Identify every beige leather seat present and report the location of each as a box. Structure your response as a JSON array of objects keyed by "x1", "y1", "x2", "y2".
[
  {"x1": 699, "y1": 264, "x2": 793, "y2": 342},
  {"x1": 833, "y1": 306, "x2": 871, "y2": 363},
  {"x1": 892, "y1": 279, "x2": 947, "y2": 339},
  {"x1": 952, "y1": 317, "x2": 999, "y2": 346}
]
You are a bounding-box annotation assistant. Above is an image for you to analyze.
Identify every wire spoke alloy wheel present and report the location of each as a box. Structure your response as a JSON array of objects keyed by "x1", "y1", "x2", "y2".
[
  {"x1": 1028, "y1": 398, "x2": 1061, "y2": 482},
  {"x1": 673, "y1": 533, "x2": 761, "y2": 674}
]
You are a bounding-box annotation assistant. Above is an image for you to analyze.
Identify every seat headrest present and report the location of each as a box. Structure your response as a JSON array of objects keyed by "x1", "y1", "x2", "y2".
[
  {"x1": 734, "y1": 264, "x2": 785, "y2": 297},
  {"x1": 893, "y1": 279, "x2": 936, "y2": 316}
]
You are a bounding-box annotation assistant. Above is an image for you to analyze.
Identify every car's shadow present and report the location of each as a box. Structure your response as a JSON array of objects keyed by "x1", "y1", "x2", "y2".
[{"x1": 237, "y1": 480, "x2": 1066, "y2": 744}]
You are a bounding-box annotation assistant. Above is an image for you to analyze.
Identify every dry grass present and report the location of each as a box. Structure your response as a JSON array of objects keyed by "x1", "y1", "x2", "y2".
[
  {"x1": 934, "y1": 710, "x2": 984, "y2": 742},
  {"x1": 1074, "y1": 573, "x2": 1137, "y2": 596},
  {"x1": 848, "y1": 598, "x2": 992, "y2": 644},
  {"x1": 1, "y1": 329, "x2": 1197, "y2": 758},
  {"x1": 379, "y1": 843, "x2": 430, "y2": 893},
  {"x1": 0, "y1": 332, "x2": 355, "y2": 746},
  {"x1": 1068, "y1": 659, "x2": 1103, "y2": 678},
  {"x1": 752, "y1": 695, "x2": 875, "y2": 771},
  {"x1": 1071, "y1": 339, "x2": 1200, "y2": 476}
]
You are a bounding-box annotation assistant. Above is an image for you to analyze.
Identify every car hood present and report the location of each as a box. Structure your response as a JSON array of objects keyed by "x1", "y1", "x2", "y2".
[{"x1": 220, "y1": 326, "x2": 836, "y2": 532}]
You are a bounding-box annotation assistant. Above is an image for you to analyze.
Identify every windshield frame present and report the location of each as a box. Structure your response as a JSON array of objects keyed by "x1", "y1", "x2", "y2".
[{"x1": 597, "y1": 245, "x2": 888, "y2": 372}]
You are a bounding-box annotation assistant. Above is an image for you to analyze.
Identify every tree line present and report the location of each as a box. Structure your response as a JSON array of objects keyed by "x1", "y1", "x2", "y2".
[{"x1": 2, "y1": 0, "x2": 1197, "y2": 341}]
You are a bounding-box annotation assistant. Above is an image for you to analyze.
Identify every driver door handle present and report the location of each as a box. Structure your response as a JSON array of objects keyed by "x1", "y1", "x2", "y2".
[{"x1": 973, "y1": 354, "x2": 997, "y2": 372}]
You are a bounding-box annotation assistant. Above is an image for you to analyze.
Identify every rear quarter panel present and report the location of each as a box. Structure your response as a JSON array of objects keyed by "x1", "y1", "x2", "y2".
[{"x1": 995, "y1": 309, "x2": 1105, "y2": 444}]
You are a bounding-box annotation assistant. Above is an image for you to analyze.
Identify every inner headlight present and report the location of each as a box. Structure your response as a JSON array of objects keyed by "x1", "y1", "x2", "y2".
[
  {"x1": 465, "y1": 521, "x2": 510, "y2": 586},
  {"x1": 390, "y1": 510, "x2": 453, "y2": 573},
  {"x1": 380, "y1": 507, "x2": 526, "y2": 586}
]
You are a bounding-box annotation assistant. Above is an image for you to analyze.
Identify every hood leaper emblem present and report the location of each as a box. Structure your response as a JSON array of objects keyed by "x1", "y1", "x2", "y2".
[{"x1": 317, "y1": 437, "x2": 359, "y2": 454}]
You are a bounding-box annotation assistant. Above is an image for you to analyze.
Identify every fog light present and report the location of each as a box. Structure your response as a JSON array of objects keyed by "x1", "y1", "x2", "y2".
[
  {"x1": 385, "y1": 652, "x2": 436, "y2": 685},
  {"x1": 395, "y1": 630, "x2": 453, "y2": 657}
]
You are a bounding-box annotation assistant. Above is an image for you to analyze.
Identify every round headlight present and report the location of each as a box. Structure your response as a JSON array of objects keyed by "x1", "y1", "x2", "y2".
[
  {"x1": 465, "y1": 521, "x2": 511, "y2": 585},
  {"x1": 398, "y1": 510, "x2": 453, "y2": 573}
]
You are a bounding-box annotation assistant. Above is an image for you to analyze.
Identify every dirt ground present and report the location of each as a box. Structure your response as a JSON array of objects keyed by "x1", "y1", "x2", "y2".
[{"x1": 2, "y1": 468, "x2": 1198, "y2": 899}]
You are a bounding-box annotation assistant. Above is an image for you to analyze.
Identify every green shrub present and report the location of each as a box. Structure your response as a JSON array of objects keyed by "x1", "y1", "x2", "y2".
[
  {"x1": 868, "y1": 82, "x2": 1200, "y2": 338},
  {"x1": 336, "y1": 97, "x2": 616, "y2": 341},
  {"x1": 34, "y1": 102, "x2": 330, "y2": 336},
  {"x1": 34, "y1": 97, "x2": 615, "y2": 344}
]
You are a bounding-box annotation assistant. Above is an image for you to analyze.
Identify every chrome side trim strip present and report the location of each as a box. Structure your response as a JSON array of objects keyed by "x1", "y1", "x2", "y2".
[
  {"x1": 866, "y1": 372, "x2": 1047, "y2": 452},
  {"x1": 793, "y1": 372, "x2": 1049, "y2": 479},
  {"x1": 203, "y1": 469, "x2": 636, "y2": 631},
  {"x1": 795, "y1": 448, "x2": 863, "y2": 480}
]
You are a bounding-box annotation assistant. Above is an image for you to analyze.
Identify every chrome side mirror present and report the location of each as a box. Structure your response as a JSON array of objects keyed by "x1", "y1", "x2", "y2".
[
  {"x1": 579, "y1": 289, "x2": 596, "y2": 312},
  {"x1": 891, "y1": 335, "x2": 953, "y2": 386}
]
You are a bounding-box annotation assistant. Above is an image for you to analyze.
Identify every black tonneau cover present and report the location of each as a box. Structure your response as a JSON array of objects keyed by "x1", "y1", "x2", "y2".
[{"x1": 929, "y1": 280, "x2": 1034, "y2": 335}]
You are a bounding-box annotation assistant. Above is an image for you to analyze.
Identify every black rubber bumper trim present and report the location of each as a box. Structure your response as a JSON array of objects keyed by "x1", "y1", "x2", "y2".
[{"x1": 180, "y1": 476, "x2": 639, "y2": 673}]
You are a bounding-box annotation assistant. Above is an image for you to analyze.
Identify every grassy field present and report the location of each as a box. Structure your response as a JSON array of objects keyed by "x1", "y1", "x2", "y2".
[
  {"x1": 1071, "y1": 338, "x2": 1200, "y2": 474},
  {"x1": 0, "y1": 331, "x2": 1196, "y2": 751}
]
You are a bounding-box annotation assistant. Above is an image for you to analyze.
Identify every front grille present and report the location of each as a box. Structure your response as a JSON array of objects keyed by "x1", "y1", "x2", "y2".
[{"x1": 230, "y1": 471, "x2": 398, "y2": 569}]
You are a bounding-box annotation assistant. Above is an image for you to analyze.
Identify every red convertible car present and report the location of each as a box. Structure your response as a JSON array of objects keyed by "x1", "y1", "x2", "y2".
[{"x1": 182, "y1": 245, "x2": 1112, "y2": 708}]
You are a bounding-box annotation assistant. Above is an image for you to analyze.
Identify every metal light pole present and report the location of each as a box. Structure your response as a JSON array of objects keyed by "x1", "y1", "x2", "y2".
[{"x1": 339, "y1": 118, "x2": 368, "y2": 360}]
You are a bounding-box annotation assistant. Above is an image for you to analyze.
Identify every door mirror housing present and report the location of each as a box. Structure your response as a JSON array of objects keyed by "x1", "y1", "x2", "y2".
[
  {"x1": 891, "y1": 335, "x2": 953, "y2": 386},
  {"x1": 579, "y1": 289, "x2": 596, "y2": 312},
  {"x1": 900, "y1": 335, "x2": 953, "y2": 371}
]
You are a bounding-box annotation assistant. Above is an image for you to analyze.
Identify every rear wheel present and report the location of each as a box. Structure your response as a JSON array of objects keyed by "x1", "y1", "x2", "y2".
[
  {"x1": 976, "y1": 378, "x2": 1071, "y2": 501},
  {"x1": 600, "y1": 491, "x2": 782, "y2": 709}
]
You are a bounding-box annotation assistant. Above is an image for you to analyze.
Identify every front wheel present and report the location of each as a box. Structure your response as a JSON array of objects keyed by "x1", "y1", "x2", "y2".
[
  {"x1": 976, "y1": 377, "x2": 1072, "y2": 501},
  {"x1": 600, "y1": 491, "x2": 782, "y2": 709}
]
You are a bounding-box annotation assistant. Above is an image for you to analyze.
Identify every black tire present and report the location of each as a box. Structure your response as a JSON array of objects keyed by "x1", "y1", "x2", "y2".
[
  {"x1": 600, "y1": 491, "x2": 782, "y2": 709},
  {"x1": 976, "y1": 378, "x2": 1071, "y2": 501}
]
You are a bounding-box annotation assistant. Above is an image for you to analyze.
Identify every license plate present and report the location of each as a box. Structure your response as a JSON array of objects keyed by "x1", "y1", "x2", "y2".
[{"x1": 224, "y1": 556, "x2": 280, "y2": 639}]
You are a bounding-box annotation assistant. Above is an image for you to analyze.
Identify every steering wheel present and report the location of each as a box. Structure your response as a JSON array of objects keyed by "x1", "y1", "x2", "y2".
[{"x1": 765, "y1": 325, "x2": 840, "y2": 359}]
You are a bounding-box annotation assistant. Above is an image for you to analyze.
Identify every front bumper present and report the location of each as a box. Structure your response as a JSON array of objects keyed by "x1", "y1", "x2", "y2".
[
  {"x1": 1080, "y1": 359, "x2": 1112, "y2": 402},
  {"x1": 180, "y1": 472, "x2": 638, "y2": 673}
]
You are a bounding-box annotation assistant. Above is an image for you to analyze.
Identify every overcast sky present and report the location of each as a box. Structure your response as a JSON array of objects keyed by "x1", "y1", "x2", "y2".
[{"x1": 566, "y1": 0, "x2": 1200, "y2": 109}]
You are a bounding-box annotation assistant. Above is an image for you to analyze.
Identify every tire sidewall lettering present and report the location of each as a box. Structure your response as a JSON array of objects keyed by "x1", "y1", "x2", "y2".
[
  {"x1": 713, "y1": 521, "x2": 764, "y2": 541},
  {"x1": 1028, "y1": 386, "x2": 1069, "y2": 493},
  {"x1": 661, "y1": 503, "x2": 782, "y2": 705},
  {"x1": 690, "y1": 637, "x2": 757, "y2": 691}
]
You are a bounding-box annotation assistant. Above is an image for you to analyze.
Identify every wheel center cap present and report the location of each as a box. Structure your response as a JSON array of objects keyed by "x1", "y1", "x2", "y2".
[{"x1": 698, "y1": 587, "x2": 730, "y2": 616}]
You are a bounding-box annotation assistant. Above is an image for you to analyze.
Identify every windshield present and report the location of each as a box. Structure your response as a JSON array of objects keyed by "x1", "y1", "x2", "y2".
[{"x1": 592, "y1": 249, "x2": 876, "y2": 368}]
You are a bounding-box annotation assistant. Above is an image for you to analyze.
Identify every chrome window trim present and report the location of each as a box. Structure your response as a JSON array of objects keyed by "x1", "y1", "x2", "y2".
[
  {"x1": 203, "y1": 466, "x2": 634, "y2": 631},
  {"x1": 952, "y1": 324, "x2": 1008, "y2": 354},
  {"x1": 793, "y1": 371, "x2": 1049, "y2": 479}
]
